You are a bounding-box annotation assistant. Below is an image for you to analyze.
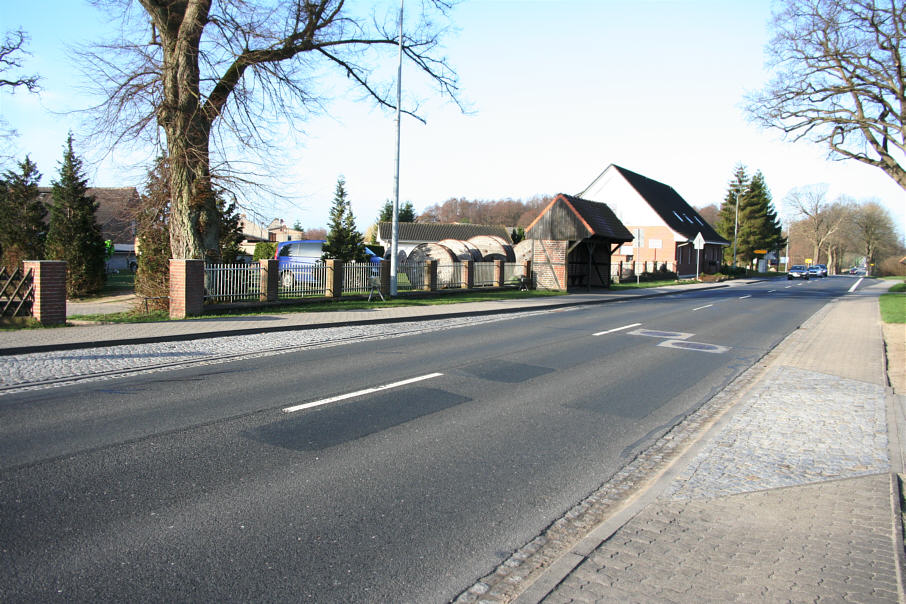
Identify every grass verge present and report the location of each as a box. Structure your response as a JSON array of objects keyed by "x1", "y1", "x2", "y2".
[
  {"x1": 609, "y1": 279, "x2": 698, "y2": 290},
  {"x1": 880, "y1": 290, "x2": 906, "y2": 324},
  {"x1": 67, "y1": 288, "x2": 567, "y2": 324}
]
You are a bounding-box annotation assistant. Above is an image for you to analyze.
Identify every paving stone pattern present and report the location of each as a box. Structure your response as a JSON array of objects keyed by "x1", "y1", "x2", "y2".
[
  {"x1": 663, "y1": 366, "x2": 889, "y2": 500},
  {"x1": 545, "y1": 366, "x2": 897, "y2": 603},
  {"x1": 549, "y1": 474, "x2": 898, "y2": 604}
]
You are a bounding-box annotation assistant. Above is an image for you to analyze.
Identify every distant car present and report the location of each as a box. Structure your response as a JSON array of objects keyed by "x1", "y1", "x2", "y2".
[
  {"x1": 275, "y1": 240, "x2": 381, "y2": 288},
  {"x1": 813, "y1": 264, "x2": 828, "y2": 277},
  {"x1": 788, "y1": 265, "x2": 809, "y2": 280}
]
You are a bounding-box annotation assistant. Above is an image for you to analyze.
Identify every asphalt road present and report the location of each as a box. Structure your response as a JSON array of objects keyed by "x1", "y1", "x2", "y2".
[{"x1": 0, "y1": 276, "x2": 858, "y2": 602}]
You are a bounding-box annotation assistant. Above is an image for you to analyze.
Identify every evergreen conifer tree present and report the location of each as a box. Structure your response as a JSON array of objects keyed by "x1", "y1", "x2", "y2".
[
  {"x1": 45, "y1": 134, "x2": 106, "y2": 296},
  {"x1": 715, "y1": 166, "x2": 786, "y2": 268},
  {"x1": 0, "y1": 156, "x2": 46, "y2": 272},
  {"x1": 377, "y1": 199, "x2": 416, "y2": 223},
  {"x1": 323, "y1": 177, "x2": 366, "y2": 262},
  {"x1": 715, "y1": 165, "x2": 749, "y2": 266},
  {"x1": 134, "y1": 156, "x2": 172, "y2": 306}
]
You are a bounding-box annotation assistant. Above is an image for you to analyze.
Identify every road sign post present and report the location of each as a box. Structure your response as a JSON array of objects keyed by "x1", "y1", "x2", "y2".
[{"x1": 693, "y1": 232, "x2": 705, "y2": 281}]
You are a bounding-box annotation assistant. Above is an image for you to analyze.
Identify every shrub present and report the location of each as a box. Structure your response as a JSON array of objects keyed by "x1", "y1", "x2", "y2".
[
  {"x1": 878, "y1": 255, "x2": 906, "y2": 277},
  {"x1": 253, "y1": 242, "x2": 277, "y2": 261}
]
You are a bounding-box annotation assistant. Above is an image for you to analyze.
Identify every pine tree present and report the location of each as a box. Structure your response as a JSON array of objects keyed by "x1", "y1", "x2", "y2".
[
  {"x1": 0, "y1": 156, "x2": 46, "y2": 272},
  {"x1": 715, "y1": 165, "x2": 749, "y2": 266},
  {"x1": 744, "y1": 171, "x2": 785, "y2": 257},
  {"x1": 45, "y1": 134, "x2": 106, "y2": 296},
  {"x1": 377, "y1": 199, "x2": 416, "y2": 223},
  {"x1": 323, "y1": 177, "x2": 366, "y2": 262},
  {"x1": 716, "y1": 166, "x2": 786, "y2": 268},
  {"x1": 216, "y1": 190, "x2": 244, "y2": 263},
  {"x1": 134, "y1": 156, "x2": 172, "y2": 306}
]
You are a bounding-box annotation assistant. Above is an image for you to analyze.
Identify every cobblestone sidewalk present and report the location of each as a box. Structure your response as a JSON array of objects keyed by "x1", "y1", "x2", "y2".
[{"x1": 544, "y1": 366, "x2": 899, "y2": 603}]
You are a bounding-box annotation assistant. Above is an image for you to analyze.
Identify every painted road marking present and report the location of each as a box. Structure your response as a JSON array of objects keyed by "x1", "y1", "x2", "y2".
[
  {"x1": 658, "y1": 340, "x2": 730, "y2": 354},
  {"x1": 628, "y1": 329, "x2": 694, "y2": 340},
  {"x1": 593, "y1": 322, "x2": 642, "y2": 336},
  {"x1": 283, "y1": 373, "x2": 444, "y2": 414},
  {"x1": 739, "y1": 295, "x2": 751, "y2": 299},
  {"x1": 848, "y1": 277, "x2": 864, "y2": 293},
  {"x1": 785, "y1": 285, "x2": 792, "y2": 289},
  {"x1": 692, "y1": 304, "x2": 713, "y2": 311},
  {"x1": 768, "y1": 289, "x2": 776, "y2": 293}
]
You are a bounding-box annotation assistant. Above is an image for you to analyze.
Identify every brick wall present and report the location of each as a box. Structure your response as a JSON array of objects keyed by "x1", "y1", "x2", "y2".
[
  {"x1": 169, "y1": 259, "x2": 205, "y2": 319},
  {"x1": 23, "y1": 260, "x2": 67, "y2": 325},
  {"x1": 532, "y1": 240, "x2": 567, "y2": 290}
]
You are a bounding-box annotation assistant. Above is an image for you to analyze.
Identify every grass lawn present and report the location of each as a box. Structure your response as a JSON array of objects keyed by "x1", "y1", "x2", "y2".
[{"x1": 880, "y1": 279, "x2": 905, "y2": 323}]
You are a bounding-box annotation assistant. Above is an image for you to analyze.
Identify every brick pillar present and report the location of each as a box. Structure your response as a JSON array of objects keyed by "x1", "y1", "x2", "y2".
[
  {"x1": 493, "y1": 260, "x2": 504, "y2": 287},
  {"x1": 24, "y1": 260, "x2": 67, "y2": 326},
  {"x1": 462, "y1": 260, "x2": 474, "y2": 289},
  {"x1": 325, "y1": 259, "x2": 343, "y2": 298},
  {"x1": 260, "y1": 259, "x2": 277, "y2": 302},
  {"x1": 169, "y1": 259, "x2": 205, "y2": 319},
  {"x1": 522, "y1": 260, "x2": 533, "y2": 289},
  {"x1": 380, "y1": 259, "x2": 391, "y2": 298},
  {"x1": 426, "y1": 260, "x2": 438, "y2": 291}
]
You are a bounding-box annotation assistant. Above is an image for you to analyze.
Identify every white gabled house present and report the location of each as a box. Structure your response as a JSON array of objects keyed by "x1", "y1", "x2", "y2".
[{"x1": 579, "y1": 164, "x2": 729, "y2": 277}]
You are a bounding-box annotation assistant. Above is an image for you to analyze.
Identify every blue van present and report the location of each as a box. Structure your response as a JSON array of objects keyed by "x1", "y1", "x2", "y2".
[{"x1": 275, "y1": 240, "x2": 381, "y2": 287}]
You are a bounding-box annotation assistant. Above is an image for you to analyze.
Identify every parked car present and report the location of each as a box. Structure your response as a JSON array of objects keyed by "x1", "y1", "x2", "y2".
[
  {"x1": 275, "y1": 240, "x2": 381, "y2": 287},
  {"x1": 788, "y1": 265, "x2": 809, "y2": 280}
]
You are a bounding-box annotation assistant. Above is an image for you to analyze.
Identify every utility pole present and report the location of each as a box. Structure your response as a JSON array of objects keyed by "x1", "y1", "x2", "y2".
[{"x1": 389, "y1": 0, "x2": 403, "y2": 296}]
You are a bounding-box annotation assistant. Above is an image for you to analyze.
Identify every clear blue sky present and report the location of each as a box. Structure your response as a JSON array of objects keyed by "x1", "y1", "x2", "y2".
[{"x1": 2, "y1": 0, "x2": 904, "y2": 235}]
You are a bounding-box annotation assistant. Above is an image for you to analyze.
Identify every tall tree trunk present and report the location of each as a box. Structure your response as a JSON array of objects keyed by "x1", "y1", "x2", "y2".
[{"x1": 166, "y1": 120, "x2": 220, "y2": 261}]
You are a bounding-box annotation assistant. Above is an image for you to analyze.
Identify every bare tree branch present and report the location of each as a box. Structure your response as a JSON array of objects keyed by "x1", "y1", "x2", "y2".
[
  {"x1": 747, "y1": 0, "x2": 906, "y2": 190},
  {"x1": 80, "y1": 0, "x2": 462, "y2": 260}
]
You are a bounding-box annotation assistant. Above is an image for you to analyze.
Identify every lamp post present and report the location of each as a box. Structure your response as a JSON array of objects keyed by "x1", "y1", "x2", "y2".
[{"x1": 389, "y1": 0, "x2": 403, "y2": 296}]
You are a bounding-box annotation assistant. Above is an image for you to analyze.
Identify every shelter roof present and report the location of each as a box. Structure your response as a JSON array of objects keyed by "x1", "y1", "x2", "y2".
[{"x1": 525, "y1": 194, "x2": 633, "y2": 243}]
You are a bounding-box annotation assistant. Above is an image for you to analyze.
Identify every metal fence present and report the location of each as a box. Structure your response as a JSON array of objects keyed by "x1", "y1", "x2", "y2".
[
  {"x1": 204, "y1": 263, "x2": 261, "y2": 303},
  {"x1": 397, "y1": 261, "x2": 425, "y2": 291},
  {"x1": 611, "y1": 261, "x2": 677, "y2": 281},
  {"x1": 473, "y1": 262, "x2": 496, "y2": 287},
  {"x1": 437, "y1": 263, "x2": 462, "y2": 289},
  {"x1": 278, "y1": 262, "x2": 327, "y2": 298},
  {"x1": 503, "y1": 262, "x2": 525, "y2": 285},
  {"x1": 343, "y1": 263, "x2": 379, "y2": 295}
]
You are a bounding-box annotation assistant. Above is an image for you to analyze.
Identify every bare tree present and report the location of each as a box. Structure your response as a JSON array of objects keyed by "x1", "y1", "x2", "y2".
[
  {"x1": 748, "y1": 0, "x2": 906, "y2": 191},
  {"x1": 785, "y1": 185, "x2": 850, "y2": 263},
  {"x1": 82, "y1": 0, "x2": 461, "y2": 260},
  {"x1": 851, "y1": 200, "x2": 900, "y2": 273}
]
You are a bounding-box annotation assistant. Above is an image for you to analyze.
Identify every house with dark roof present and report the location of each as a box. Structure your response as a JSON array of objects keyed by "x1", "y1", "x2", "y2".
[
  {"x1": 38, "y1": 187, "x2": 140, "y2": 272},
  {"x1": 523, "y1": 193, "x2": 633, "y2": 290},
  {"x1": 376, "y1": 222, "x2": 512, "y2": 255},
  {"x1": 578, "y1": 164, "x2": 729, "y2": 277}
]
